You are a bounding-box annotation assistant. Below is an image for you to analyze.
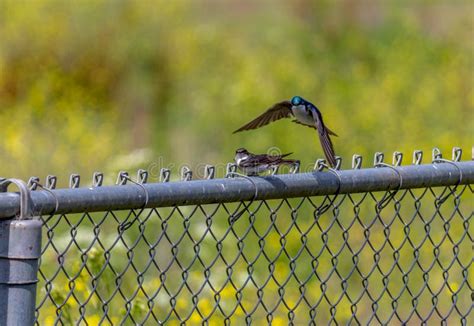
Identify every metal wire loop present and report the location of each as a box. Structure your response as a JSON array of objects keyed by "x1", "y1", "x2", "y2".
[
  {"x1": 69, "y1": 174, "x2": 80, "y2": 188},
  {"x1": 28, "y1": 179, "x2": 60, "y2": 217},
  {"x1": 313, "y1": 162, "x2": 342, "y2": 216},
  {"x1": 137, "y1": 169, "x2": 148, "y2": 184},
  {"x1": 117, "y1": 174, "x2": 150, "y2": 232},
  {"x1": 181, "y1": 166, "x2": 193, "y2": 181},
  {"x1": 432, "y1": 157, "x2": 463, "y2": 207},
  {"x1": 0, "y1": 178, "x2": 33, "y2": 219},
  {"x1": 392, "y1": 151, "x2": 403, "y2": 166},
  {"x1": 28, "y1": 177, "x2": 40, "y2": 190},
  {"x1": 352, "y1": 154, "x2": 362, "y2": 169},
  {"x1": 290, "y1": 161, "x2": 300, "y2": 174},
  {"x1": 116, "y1": 171, "x2": 129, "y2": 185},
  {"x1": 225, "y1": 163, "x2": 237, "y2": 178},
  {"x1": 452, "y1": 147, "x2": 462, "y2": 162},
  {"x1": 92, "y1": 172, "x2": 104, "y2": 187},
  {"x1": 45, "y1": 175, "x2": 57, "y2": 189},
  {"x1": 334, "y1": 156, "x2": 342, "y2": 170},
  {"x1": 160, "y1": 168, "x2": 171, "y2": 182},
  {"x1": 314, "y1": 159, "x2": 326, "y2": 172},
  {"x1": 374, "y1": 162, "x2": 403, "y2": 210},
  {"x1": 226, "y1": 172, "x2": 259, "y2": 223},
  {"x1": 374, "y1": 152, "x2": 384, "y2": 166},
  {"x1": 271, "y1": 165, "x2": 279, "y2": 175},
  {"x1": 413, "y1": 150, "x2": 423, "y2": 165},
  {"x1": 205, "y1": 165, "x2": 216, "y2": 179},
  {"x1": 432, "y1": 147, "x2": 442, "y2": 161}
]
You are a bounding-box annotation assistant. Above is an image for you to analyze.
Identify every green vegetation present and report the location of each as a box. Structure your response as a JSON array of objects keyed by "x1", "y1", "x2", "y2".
[
  {"x1": 1, "y1": 0, "x2": 472, "y2": 181},
  {"x1": 1, "y1": 0, "x2": 472, "y2": 324}
]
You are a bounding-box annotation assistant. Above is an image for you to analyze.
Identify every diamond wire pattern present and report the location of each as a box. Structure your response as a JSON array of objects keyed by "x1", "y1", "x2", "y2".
[{"x1": 35, "y1": 184, "x2": 473, "y2": 325}]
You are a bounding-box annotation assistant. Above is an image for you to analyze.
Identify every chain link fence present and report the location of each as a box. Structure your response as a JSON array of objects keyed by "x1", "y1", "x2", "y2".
[{"x1": 0, "y1": 149, "x2": 473, "y2": 325}]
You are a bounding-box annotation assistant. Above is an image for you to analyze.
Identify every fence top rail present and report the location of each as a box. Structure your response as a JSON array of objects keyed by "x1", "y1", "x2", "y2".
[{"x1": 0, "y1": 161, "x2": 472, "y2": 219}]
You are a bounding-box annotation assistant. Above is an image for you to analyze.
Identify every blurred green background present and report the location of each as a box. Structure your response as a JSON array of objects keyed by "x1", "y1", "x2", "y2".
[
  {"x1": 1, "y1": 1, "x2": 472, "y2": 325},
  {"x1": 0, "y1": 0, "x2": 472, "y2": 184}
]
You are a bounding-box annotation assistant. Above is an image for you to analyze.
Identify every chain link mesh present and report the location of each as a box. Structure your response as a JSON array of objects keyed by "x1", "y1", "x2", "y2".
[{"x1": 34, "y1": 179, "x2": 472, "y2": 325}]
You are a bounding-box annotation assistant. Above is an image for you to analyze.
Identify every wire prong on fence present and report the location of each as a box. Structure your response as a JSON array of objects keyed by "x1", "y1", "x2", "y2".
[
  {"x1": 314, "y1": 159, "x2": 326, "y2": 171},
  {"x1": 160, "y1": 168, "x2": 171, "y2": 182},
  {"x1": 28, "y1": 177, "x2": 40, "y2": 190},
  {"x1": 116, "y1": 171, "x2": 129, "y2": 185},
  {"x1": 69, "y1": 174, "x2": 80, "y2": 188},
  {"x1": 205, "y1": 165, "x2": 216, "y2": 179},
  {"x1": 432, "y1": 147, "x2": 442, "y2": 161},
  {"x1": 92, "y1": 172, "x2": 104, "y2": 187},
  {"x1": 137, "y1": 169, "x2": 148, "y2": 184},
  {"x1": 392, "y1": 151, "x2": 403, "y2": 166},
  {"x1": 413, "y1": 150, "x2": 423, "y2": 165},
  {"x1": 181, "y1": 166, "x2": 192, "y2": 181},
  {"x1": 45, "y1": 175, "x2": 57, "y2": 189},
  {"x1": 452, "y1": 147, "x2": 462, "y2": 162},
  {"x1": 352, "y1": 154, "x2": 362, "y2": 169}
]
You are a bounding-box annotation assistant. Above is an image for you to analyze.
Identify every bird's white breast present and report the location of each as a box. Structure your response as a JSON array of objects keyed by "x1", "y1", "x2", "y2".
[
  {"x1": 291, "y1": 105, "x2": 314, "y2": 126},
  {"x1": 235, "y1": 155, "x2": 249, "y2": 166}
]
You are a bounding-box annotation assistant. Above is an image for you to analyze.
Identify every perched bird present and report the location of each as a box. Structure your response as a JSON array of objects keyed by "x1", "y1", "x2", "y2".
[
  {"x1": 233, "y1": 96, "x2": 337, "y2": 167},
  {"x1": 234, "y1": 148, "x2": 299, "y2": 176}
]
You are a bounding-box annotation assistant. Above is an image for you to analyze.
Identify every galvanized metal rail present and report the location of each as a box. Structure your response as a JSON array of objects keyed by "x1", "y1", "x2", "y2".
[{"x1": 0, "y1": 161, "x2": 472, "y2": 219}]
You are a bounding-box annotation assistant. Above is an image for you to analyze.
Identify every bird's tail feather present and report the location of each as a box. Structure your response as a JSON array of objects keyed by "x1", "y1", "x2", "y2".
[{"x1": 319, "y1": 132, "x2": 337, "y2": 168}]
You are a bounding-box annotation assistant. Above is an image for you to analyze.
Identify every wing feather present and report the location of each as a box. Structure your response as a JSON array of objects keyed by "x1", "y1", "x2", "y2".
[
  {"x1": 240, "y1": 152, "x2": 294, "y2": 166},
  {"x1": 309, "y1": 108, "x2": 337, "y2": 167},
  {"x1": 233, "y1": 101, "x2": 292, "y2": 133}
]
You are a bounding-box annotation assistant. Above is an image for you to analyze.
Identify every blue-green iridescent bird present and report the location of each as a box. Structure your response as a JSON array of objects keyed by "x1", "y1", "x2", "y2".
[{"x1": 233, "y1": 96, "x2": 338, "y2": 167}]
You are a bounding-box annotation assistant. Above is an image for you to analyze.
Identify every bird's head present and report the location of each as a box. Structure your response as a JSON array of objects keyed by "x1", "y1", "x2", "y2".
[
  {"x1": 235, "y1": 148, "x2": 250, "y2": 165},
  {"x1": 235, "y1": 148, "x2": 249, "y2": 155},
  {"x1": 291, "y1": 96, "x2": 304, "y2": 106}
]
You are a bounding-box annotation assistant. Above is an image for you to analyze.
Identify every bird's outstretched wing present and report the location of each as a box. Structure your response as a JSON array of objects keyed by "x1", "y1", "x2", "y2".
[
  {"x1": 291, "y1": 120, "x2": 339, "y2": 137},
  {"x1": 233, "y1": 101, "x2": 292, "y2": 133},
  {"x1": 309, "y1": 108, "x2": 337, "y2": 167}
]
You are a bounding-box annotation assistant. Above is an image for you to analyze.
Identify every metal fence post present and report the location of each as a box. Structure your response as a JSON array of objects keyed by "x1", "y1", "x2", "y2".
[
  {"x1": 0, "y1": 219, "x2": 42, "y2": 326},
  {"x1": 0, "y1": 179, "x2": 40, "y2": 326}
]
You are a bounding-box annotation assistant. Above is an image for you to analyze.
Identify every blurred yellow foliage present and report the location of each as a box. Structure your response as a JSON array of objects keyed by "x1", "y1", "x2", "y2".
[{"x1": 0, "y1": 0, "x2": 472, "y2": 184}]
